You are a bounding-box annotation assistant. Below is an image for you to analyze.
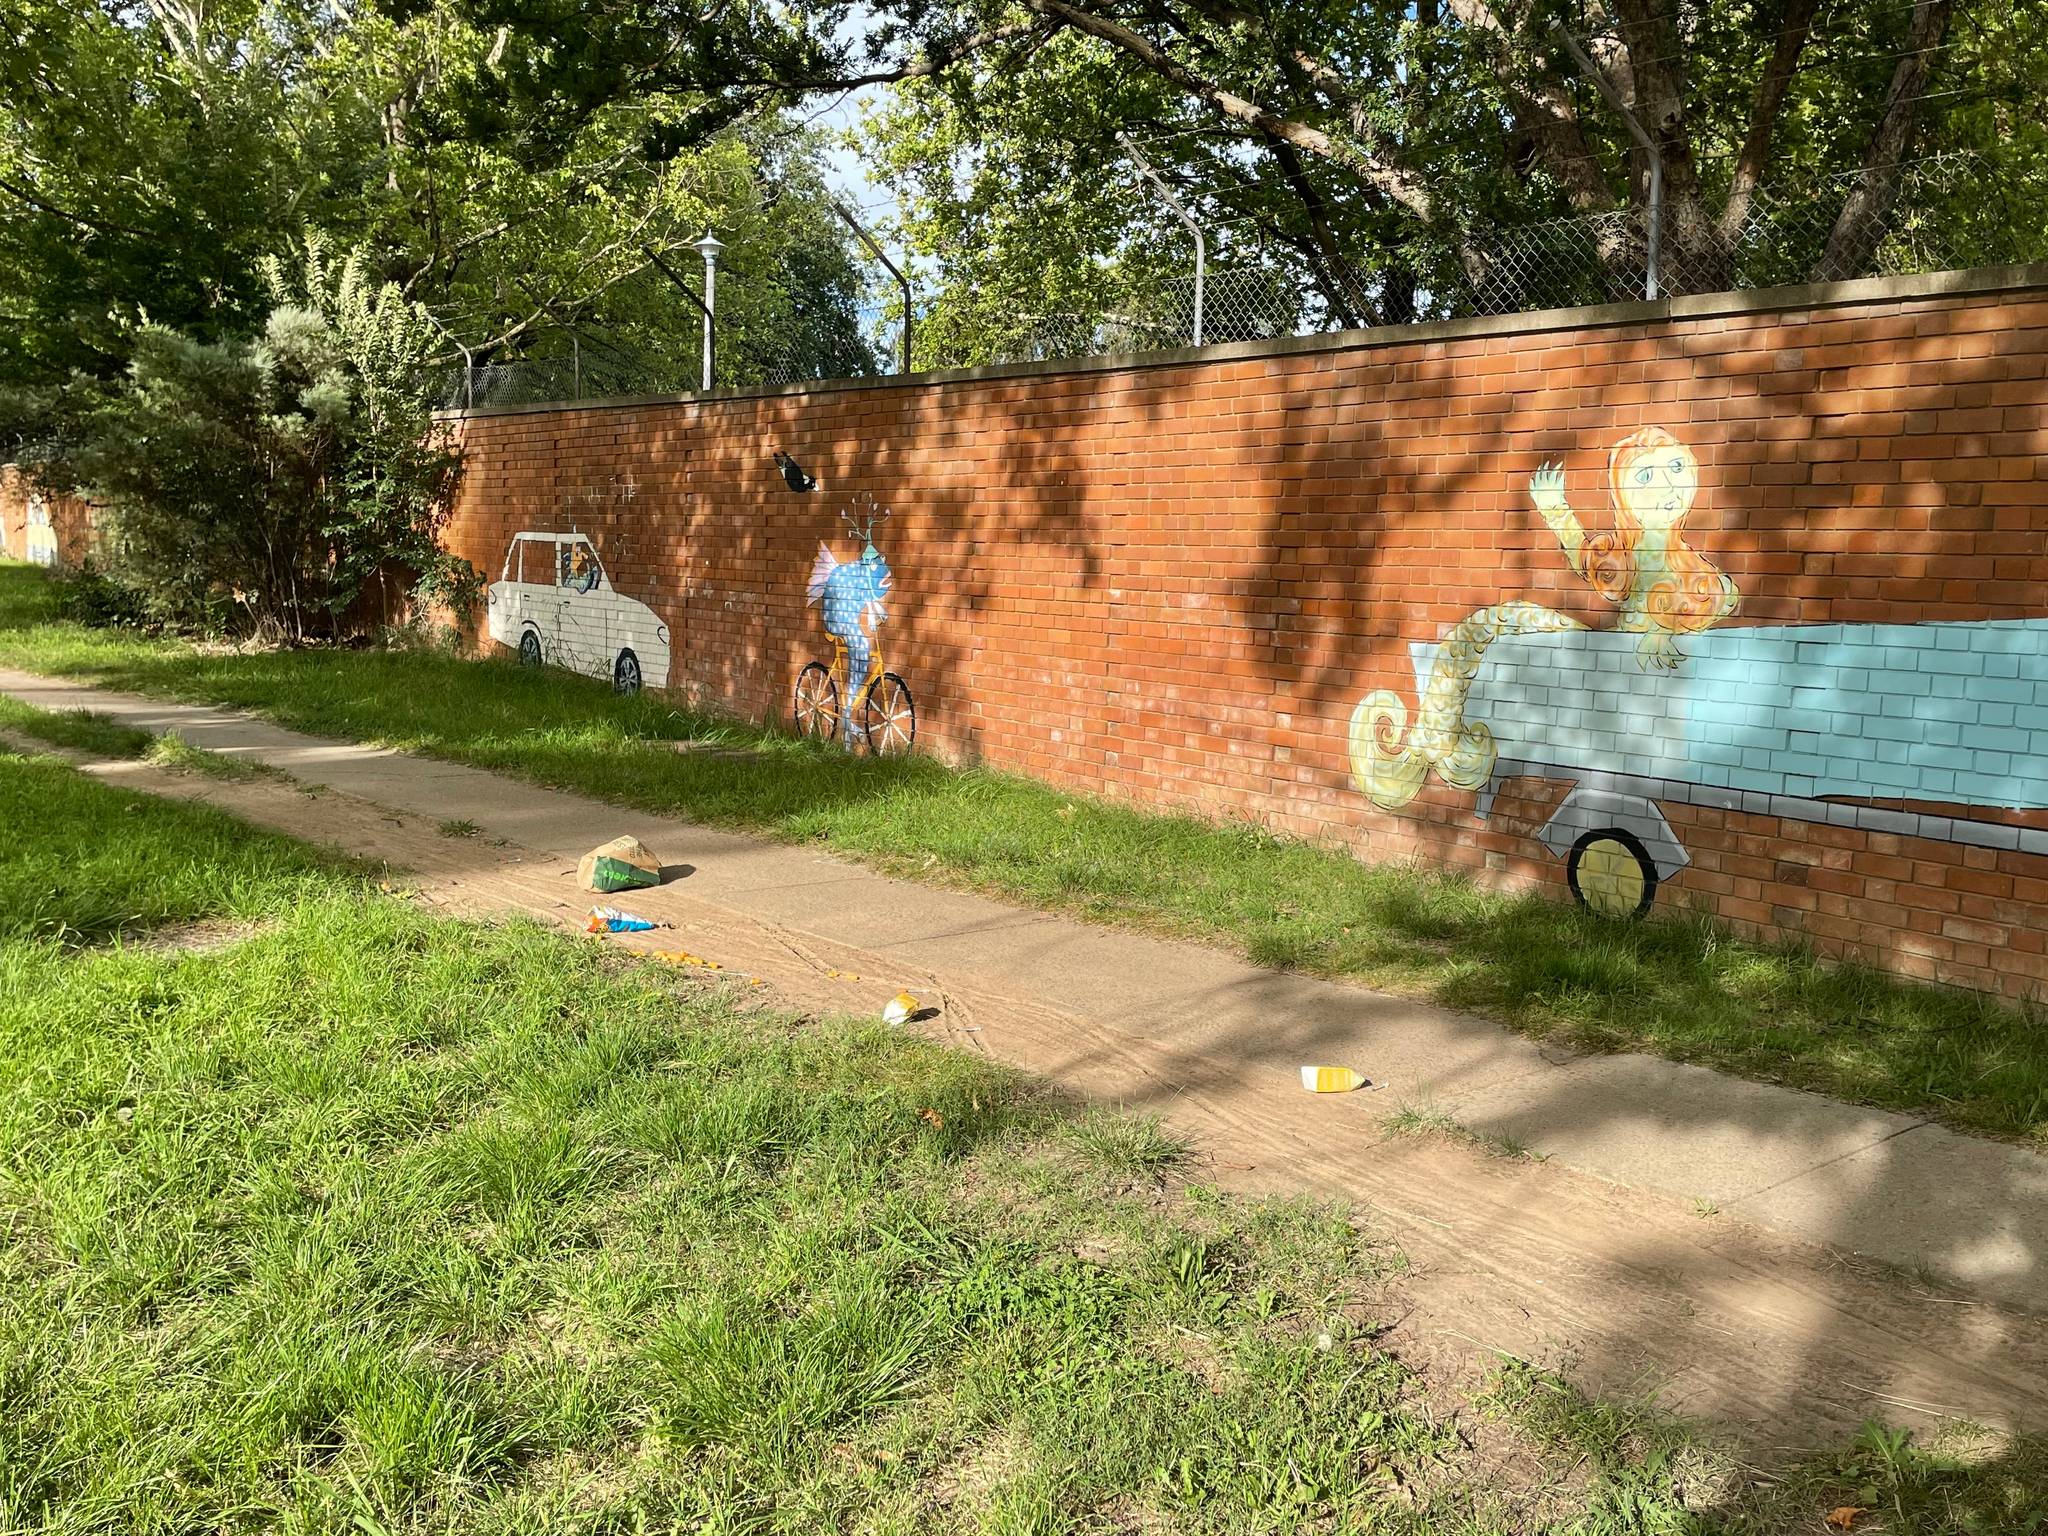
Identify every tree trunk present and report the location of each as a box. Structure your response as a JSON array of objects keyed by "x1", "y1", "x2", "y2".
[{"x1": 1816, "y1": 0, "x2": 1955, "y2": 281}]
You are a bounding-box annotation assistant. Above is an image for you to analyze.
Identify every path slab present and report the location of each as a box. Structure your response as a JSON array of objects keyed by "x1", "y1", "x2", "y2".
[
  {"x1": 1442, "y1": 1053, "x2": 1924, "y2": 1206},
  {"x1": 1729, "y1": 1120, "x2": 2048, "y2": 1298}
]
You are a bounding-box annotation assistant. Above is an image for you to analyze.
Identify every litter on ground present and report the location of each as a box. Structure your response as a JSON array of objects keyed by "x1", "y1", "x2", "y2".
[
  {"x1": 585, "y1": 906, "x2": 668, "y2": 933},
  {"x1": 1299, "y1": 1065, "x2": 1371, "y2": 1093},
  {"x1": 654, "y1": 950, "x2": 723, "y2": 970},
  {"x1": 577, "y1": 835, "x2": 662, "y2": 893}
]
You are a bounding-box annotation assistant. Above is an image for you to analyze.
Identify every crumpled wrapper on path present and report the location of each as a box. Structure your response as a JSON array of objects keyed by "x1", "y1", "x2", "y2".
[{"x1": 578, "y1": 836, "x2": 663, "y2": 894}]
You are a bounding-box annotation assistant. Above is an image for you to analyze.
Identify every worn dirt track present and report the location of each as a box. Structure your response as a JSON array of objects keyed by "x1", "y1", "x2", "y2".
[{"x1": 30, "y1": 733, "x2": 2048, "y2": 1458}]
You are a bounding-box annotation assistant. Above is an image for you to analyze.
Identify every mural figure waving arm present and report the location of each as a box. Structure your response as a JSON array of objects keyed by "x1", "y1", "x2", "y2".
[
  {"x1": 1348, "y1": 427, "x2": 1741, "y2": 812},
  {"x1": 1536, "y1": 427, "x2": 1739, "y2": 670}
]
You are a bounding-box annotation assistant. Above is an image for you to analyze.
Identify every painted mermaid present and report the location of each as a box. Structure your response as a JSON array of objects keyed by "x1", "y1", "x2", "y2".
[{"x1": 1350, "y1": 426, "x2": 1739, "y2": 811}]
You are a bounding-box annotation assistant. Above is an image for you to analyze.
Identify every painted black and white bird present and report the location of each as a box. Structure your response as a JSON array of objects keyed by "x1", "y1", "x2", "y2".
[{"x1": 772, "y1": 451, "x2": 817, "y2": 492}]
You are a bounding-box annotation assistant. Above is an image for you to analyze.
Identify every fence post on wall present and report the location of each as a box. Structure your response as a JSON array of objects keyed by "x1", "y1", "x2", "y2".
[
  {"x1": 831, "y1": 198, "x2": 915, "y2": 374},
  {"x1": 692, "y1": 230, "x2": 724, "y2": 390},
  {"x1": 1118, "y1": 131, "x2": 1205, "y2": 345},
  {"x1": 1551, "y1": 21, "x2": 1663, "y2": 301}
]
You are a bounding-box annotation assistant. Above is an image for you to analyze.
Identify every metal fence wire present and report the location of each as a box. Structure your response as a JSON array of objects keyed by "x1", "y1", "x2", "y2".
[{"x1": 435, "y1": 152, "x2": 2039, "y2": 408}]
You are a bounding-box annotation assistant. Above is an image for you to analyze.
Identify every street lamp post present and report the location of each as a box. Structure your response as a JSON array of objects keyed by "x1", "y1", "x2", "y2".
[{"x1": 692, "y1": 229, "x2": 725, "y2": 390}]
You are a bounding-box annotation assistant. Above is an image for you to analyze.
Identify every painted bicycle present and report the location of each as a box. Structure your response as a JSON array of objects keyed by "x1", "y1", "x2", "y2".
[{"x1": 792, "y1": 499, "x2": 917, "y2": 754}]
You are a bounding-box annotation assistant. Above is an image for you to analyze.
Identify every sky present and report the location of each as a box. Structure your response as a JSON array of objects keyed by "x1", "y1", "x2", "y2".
[{"x1": 793, "y1": 35, "x2": 934, "y2": 351}]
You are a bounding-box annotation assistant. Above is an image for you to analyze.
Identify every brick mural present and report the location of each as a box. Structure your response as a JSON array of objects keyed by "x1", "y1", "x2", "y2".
[
  {"x1": 0, "y1": 466, "x2": 96, "y2": 570},
  {"x1": 436, "y1": 268, "x2": 2048, "y2": 997}
]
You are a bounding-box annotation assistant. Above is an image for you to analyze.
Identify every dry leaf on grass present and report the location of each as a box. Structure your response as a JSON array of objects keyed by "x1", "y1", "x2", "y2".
[
  {"x1": 1825, "y1": 1507, "x2": 1866, "y2": 1531},
  {"x1": 918, "y1": 1108, "x2": 945, "y2": 1129}
]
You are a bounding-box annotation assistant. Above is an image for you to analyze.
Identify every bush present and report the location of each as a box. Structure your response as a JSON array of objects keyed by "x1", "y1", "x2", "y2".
[
  {"x1": 46, "y1": 238, "x2": 479, "y2": 640},
  {"x1": 51, "y1": 563, "x2": 153, "y2": 631}
]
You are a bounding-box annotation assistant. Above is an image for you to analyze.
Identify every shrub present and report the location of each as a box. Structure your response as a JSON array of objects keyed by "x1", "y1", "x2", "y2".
[
  {"x1": 51, "y1": 563, "x2": 153, "y2": 631},
  {"x1": 48, "y1": 238, "x2": 479, "y2": 640}
]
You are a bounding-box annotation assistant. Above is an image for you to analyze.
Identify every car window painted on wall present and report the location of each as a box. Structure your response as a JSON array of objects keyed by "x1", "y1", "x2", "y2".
[{"x1": 559, "y1": 541, "x2": 601, "y2": 593}]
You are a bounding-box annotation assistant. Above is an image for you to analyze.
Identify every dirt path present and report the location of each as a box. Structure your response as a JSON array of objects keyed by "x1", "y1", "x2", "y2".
[{"x1": 20, "y1": 721, "x2": 2046, "y2": 1456}]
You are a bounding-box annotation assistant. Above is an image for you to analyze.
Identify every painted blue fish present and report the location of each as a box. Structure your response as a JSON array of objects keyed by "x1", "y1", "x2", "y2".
[{"x1": 807, "y1": 534, "x2": 892, "y2": 746}]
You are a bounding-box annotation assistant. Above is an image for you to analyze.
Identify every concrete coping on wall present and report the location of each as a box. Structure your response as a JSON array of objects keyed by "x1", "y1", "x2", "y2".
[{"x1": 433, "y1": 261, "x2": 2048, "y2": 421}]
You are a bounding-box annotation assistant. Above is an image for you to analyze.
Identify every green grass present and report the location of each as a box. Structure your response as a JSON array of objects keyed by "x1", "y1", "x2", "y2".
[
  {"x1": 2, "y1": 561, "x2": 2045, "y2": 1146},
  {"x1": 0, "y1": 747, "x2": 362, "y2": 944},
  {"x1": 1484, "y1": 1360, "x2": 2048, "y2": 1536},
  {"x1": 0, "y1": 695, "x2": 154, "y2": 758},
  {"x1": 1383, "y1": 1103, "x2": 1544, "y2": 1163},
  {"x1": 2, "y1": 747, "x2": 2042, "y2": 1533},
  {"x1": 144, "y1": 727, "x2": 290, "y2": 782}
]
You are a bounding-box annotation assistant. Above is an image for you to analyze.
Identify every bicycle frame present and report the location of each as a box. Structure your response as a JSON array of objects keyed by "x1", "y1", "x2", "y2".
[{"x1": 826, "y1": 636, "x2": 885, "y2": 728}]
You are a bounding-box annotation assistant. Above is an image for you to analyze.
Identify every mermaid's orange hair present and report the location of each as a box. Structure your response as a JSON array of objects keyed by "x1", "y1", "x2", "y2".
[{"x1": 1580, "y1": 426, "x2": 1727, "y2": 631}]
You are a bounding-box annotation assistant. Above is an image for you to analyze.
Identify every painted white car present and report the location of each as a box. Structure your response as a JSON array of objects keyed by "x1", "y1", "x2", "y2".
[{"x1": 485, "y1": 531, "x2": 670, "y2": 695}]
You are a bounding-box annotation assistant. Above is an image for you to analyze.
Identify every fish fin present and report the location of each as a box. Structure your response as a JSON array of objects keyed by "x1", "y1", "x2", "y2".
[{"x1": 806, "y1": 544, "x2": 837, "y2": 606}]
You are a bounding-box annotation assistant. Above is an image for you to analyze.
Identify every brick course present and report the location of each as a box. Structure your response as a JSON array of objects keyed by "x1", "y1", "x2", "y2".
[{"x1": 425, "y1": 272, "x2": 2046, "y2": 996}]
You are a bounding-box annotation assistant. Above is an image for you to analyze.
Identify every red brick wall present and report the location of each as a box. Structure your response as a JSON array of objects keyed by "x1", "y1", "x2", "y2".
[
  {"x1": 438, "y1": 270, "x2": 2048, "y2": 997},
  {"x1": 0, "y1": 466, "x2": 97, "y2": 569}
]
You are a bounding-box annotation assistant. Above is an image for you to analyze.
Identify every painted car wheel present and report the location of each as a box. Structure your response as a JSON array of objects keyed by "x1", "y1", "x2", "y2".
[
  {"x1": 794, "y1": 662, "x2": 839, "y2": 740},
  {"x1": 518, "y1": 629, "x2": 543, "y2": 668},
  {"x1": 1566, "y1": 828, "x2": 1659, "y2": 920},
  {"x1": 862, "y1": 673, "x2": 916, "y2": 755},
  {"x1": 613, "y1": 649, "x2": 642, "y2": 697}
]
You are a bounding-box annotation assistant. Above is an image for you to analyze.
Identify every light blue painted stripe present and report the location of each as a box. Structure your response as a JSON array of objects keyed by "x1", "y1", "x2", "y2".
[{"x1": 1459, "y1": 619, "x2": 2048, "y2": 812}]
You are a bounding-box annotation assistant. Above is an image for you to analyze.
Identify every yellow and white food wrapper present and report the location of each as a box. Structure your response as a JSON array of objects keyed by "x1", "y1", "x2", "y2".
[
  {"x1": 882, "y1": 992, "x2": 920, "y2": 1026},
  {"x1": 1299, "y1": 1065, "x2": 1368, "y2": 1093}
]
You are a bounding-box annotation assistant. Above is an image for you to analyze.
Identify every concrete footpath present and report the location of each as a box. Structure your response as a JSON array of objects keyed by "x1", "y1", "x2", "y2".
[{"x1": 6, "y1": 667, "x2": 2047, "y2": 1440}]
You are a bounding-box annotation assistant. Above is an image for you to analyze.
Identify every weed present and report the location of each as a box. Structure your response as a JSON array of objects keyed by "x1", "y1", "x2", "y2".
[
  {"x1": 1383, "y1": 1103, "x2": 1544, "y2": 1162},
  {"x1": 1060, "y1": 1108, "x2": 1186, "y2": 1179}
]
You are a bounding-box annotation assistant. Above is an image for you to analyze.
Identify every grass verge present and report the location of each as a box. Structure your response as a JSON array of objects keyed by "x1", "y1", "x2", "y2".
[
  {"x1": 4, "y1": 747, "x2": 2042, "y2": 1533},
  {"x1": 141, "y1": 726, "x2": 288, "y2": 780},
  {"x1": 0, "y1": 694, "x2": 153, "y2": 758},
  {"x1": 0, "y1": 561, "x2": 2043, "y2": 1147},
  {"x1": 0, "y1": 745, "x2": 363, "y2": 945}
]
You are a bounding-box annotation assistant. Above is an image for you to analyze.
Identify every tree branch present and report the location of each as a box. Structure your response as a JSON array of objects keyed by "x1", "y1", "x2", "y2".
[
  {"x1": 0, "y1": 171, "x2": 153, "y2": 240},
  {"x1": 1019, "y1": 0, "x2": 1435, "y2": 221},
  {"x1": 1446, "y1": 0, "x2": 1616, "y2": 211},
  {"x1": 1257, "y1": 136, "x2": 1368, "y2": 326},
  {"x1": 1818, "y1": 0, "x2": 1955, "y2": 279},
  {"x1": 726, "y1": 23, "x2": 1048, "y2": 90},
  {"x1": 1718, "y1": 0, "x2": 1821, "y2": 242}
]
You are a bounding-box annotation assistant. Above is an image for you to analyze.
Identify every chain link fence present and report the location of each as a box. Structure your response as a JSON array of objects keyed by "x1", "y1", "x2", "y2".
[
  {"x1": 434, "y1": 152, "x2": 2040, "y2": 409},
  {"x1": 1419, "y1": 152, "x2": 2024, "y2": 319}
]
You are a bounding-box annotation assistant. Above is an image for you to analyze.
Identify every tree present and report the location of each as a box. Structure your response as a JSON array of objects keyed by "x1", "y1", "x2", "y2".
[
  {"x1": 777, "y1": 0, "x2": 2044, "y2": 345},
  {"x1": 0, "y1": 0, "x2": 887, "y2": 450},
  {"x1": 45, "y1": 240, "x2": 474, "y2": 639}
]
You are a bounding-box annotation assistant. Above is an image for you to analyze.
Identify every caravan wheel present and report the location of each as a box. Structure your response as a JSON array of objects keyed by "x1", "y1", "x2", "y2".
[{"x1": 1566, "y1": 828, "x2": 1659, "y2": 920}]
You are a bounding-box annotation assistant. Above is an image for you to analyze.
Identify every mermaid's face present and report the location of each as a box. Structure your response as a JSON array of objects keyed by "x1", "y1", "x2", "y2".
[{"x1": 1617, "y1": 443, "x2": 1698, "y2": 531}]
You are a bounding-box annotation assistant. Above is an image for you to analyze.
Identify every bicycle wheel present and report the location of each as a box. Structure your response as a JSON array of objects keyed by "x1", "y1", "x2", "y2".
[
  {"x1": 862, "y1": 673, "x2": 916, "y2": 755},
  {"x1": 793, "y1": 662, "x2": 839, "y2": 740}
]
